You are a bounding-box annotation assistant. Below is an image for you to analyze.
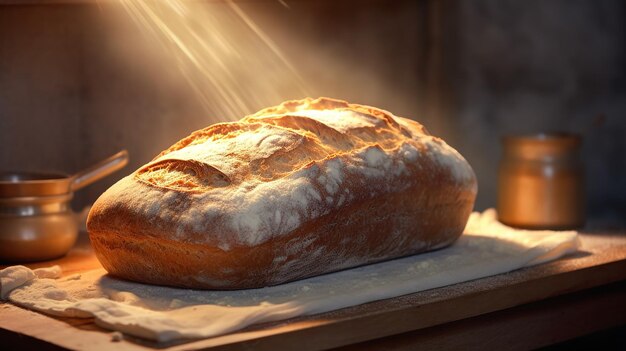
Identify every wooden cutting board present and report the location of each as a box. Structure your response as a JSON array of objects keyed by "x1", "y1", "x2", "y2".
[{"x1": 2, "y1": 231, "x2": 626, "y2": 350}]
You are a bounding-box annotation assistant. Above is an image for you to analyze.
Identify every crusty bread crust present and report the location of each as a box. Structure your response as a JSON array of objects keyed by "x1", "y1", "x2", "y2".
[{"x1": 87, "y1": 97, "x2": 477, "y2": 289}]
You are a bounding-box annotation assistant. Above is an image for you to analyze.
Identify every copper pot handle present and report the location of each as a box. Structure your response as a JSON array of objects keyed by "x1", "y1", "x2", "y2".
[{"x1": 71, "y1": 150, "x2": 129, "y2": 191}]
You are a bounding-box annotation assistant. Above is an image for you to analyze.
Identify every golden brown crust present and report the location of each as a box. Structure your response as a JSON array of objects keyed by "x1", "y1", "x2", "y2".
[{"x1": 87, "y1": 97, "x2": 477, "y2": 289}]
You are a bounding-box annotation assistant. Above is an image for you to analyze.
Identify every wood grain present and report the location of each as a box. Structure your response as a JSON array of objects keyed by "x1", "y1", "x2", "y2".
[
  {"x1": 1, "y1": 232, "x2": 625, "y2": 350},
  {"x1": 337, "y1": 281, "x2": 626, "y2": 351}
]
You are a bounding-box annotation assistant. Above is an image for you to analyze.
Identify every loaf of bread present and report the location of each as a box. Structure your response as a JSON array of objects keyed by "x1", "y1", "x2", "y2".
[{"x1": 87, "y1": 97, "x2": 477, "y2": 289}]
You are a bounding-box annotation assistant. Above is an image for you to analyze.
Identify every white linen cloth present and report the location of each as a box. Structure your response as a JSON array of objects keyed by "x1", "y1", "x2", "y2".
[{"x1": 0, "y1": 209, "x2": 579, "y2": 342}]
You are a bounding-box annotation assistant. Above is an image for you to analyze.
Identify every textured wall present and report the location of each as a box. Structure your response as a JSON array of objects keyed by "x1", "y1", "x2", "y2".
[
  {"x1": 0, "y1": 5, "x2": 84, "y2": 175},
  {"x1": 447, "y1": 0, "x2": 626, "y2": 216},
  {"x1": 0, "y1": 0, "x2": 624, "y2": 218}
]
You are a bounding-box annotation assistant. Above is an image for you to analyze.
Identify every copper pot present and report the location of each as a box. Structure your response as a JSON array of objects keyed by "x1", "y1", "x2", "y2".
[
  {"x1": 0, "y1": 150, "x2": 128, "y2": 262},
  {"x1": 497, "y1": 133, "x2": 585, "y2": 230}
]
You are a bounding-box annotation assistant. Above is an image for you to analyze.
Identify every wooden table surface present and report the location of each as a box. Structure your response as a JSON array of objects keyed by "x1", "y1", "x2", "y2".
[{"x1": 1, "y1": 230, "x2": 626, "y2": 351}]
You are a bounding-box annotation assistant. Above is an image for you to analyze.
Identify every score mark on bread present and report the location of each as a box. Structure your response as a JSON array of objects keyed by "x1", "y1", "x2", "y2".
[
  {"x1": 87, "y1": 97, "x2": 477, "y2": 289},
  {"x1": 137, "y1": 159, "x2": 231, "y2": 193}
]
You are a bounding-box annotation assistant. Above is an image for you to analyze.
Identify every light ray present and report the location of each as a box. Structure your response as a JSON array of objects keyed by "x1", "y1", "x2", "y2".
[{"x1": 119, "y1": 0, "x2": 311, "y2": 121}]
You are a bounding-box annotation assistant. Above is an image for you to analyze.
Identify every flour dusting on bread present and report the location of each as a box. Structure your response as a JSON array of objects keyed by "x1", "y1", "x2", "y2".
[{"x1": 87, "y1": 97, "x2": 477, "y2": 289}]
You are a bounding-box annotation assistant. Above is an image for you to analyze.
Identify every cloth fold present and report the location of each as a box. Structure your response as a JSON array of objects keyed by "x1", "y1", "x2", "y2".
[{"x1": 0, "y1": 209, "x2": 579, "y2": 342}]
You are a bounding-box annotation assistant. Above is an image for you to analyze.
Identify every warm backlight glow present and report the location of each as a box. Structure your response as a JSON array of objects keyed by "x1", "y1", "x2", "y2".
[{"x1": 119, "y1": 0, "x2": 310, "y2": 120}]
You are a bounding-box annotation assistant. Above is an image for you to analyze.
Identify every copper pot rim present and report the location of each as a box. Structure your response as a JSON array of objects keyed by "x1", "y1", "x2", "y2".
[
  {"x1": 0, "y1": 150, "x2": 129, "y2": 198},
  {"x1": 0, "y1": 172, "x2": 73, "y2": 198}
]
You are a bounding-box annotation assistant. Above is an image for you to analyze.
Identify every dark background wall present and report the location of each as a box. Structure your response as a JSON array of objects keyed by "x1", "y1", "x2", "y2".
[
  {"x1": 447, "y1": 0, "x2": 626, "y2": 219},
  {"x1": 0, "y1": 0, "x2": 624, "y2": 219}
]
